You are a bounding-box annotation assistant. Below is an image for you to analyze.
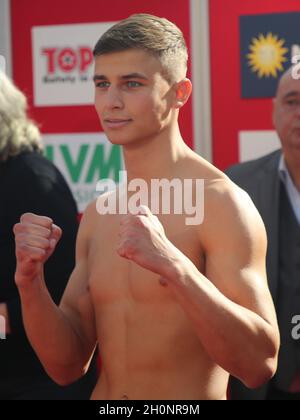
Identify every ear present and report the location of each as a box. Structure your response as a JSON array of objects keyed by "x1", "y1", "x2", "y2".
[{"x1": 173, "y1": 78, "x2": 192, "y2": 109}]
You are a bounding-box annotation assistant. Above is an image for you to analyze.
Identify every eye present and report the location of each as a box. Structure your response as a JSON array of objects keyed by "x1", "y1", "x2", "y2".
[
  {"x1": 95, "y1": 81, "x2": 110, "y2": 88},
  {"x1": 126, "y1": 81, "x2": 142, "y2": 88}
]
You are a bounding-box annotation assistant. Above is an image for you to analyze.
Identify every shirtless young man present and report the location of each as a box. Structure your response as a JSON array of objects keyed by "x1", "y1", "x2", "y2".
[{"x1": 13, "y1": 14, "x2": 279, "y2": 400}]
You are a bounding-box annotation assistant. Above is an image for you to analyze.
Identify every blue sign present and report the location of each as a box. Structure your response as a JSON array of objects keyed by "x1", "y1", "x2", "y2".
[{"x1": 240, "y1": 12, "x2": 300, "y2": 98}]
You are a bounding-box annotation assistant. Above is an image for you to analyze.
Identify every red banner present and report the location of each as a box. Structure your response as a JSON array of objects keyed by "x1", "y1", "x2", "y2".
[
  {"x1": 209, "y1": 0, "x2": 300, "y2": 170},
  {"x1": 11, "y1": 0, "x2": 193, "y2": 148}
]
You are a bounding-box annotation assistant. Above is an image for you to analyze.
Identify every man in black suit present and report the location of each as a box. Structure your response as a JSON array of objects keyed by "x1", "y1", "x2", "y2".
[{"x1": 226, "y1": 67, "x2": 300, "y2": 400}]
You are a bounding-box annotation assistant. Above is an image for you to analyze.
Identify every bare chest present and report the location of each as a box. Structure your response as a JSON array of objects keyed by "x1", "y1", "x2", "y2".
[{"x1": 88, "y1": 214, "x2": 204, "y2": 304}]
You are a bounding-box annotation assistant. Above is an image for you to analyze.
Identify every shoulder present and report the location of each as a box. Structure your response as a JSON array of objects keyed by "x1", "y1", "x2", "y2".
[
  {"x1": 202, "y1": 177, "x2": 267, "y2": 253},
  {"x1": 1, "y1": 153, "x2": 78, "y2": 221},
  {"x1": 12, "y1": 152, "x2": 59, "y2": 177},
  {"x1": 205, "y1": 177, "x2": 259, "y2": 217},
  {"x1": 182, "y1": 154, "x2": 266, "y2": 242},
  {"x1": 79, "y1": 188, "x2": 118, "y2": 236},
  {"x1": 7, "y1": 152, "x2": 70, "y2": 192},
  {"x1": 76, "y1": 189, "x2": 121, "y2": 259},
  {"x1": 79, "y1": 199, "x2": 99, "y2": 235},
  {"x1": 225, "y1": 150, "x2": 281, "y2": 181},
  {"x1": 181, "y1": 152, "x2": 265, "y2": 232}
]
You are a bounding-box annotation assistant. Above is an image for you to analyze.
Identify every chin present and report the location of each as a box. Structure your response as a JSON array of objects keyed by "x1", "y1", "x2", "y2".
[
  {"x1": 285, "y1": 145, "x2": 300, "y2": 161},
  {"x1": 104, "y1": 129, "x2": 156, "y2": 148},
  {"x1": 102, "y1": 131, "x2": 124, "y2": 144},
  {"x1": 105, "y1": 135, "x2": 135, "y2": 146}
]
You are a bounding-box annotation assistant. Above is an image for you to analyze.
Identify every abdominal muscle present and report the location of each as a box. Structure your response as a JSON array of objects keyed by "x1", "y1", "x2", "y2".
[{"x1": 89, "y1": 300, "x2": 229, "y2": 400}]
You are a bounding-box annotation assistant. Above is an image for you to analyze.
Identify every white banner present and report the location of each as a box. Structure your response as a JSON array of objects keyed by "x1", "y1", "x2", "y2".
[
  {"x1": 239, "y1": 131, "x2": 281, "y2": 163},
  {"x1": 43, "y1": 132, "x2": 124, "y2": 212},
  {"x1": 32, "y1": 22, "x2": 116, "y2": 107}
]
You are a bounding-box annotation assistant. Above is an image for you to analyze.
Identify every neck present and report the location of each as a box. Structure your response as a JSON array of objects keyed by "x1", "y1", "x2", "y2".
[{"x1": 122, "y1": 125, "x2": 190, "y2": 183}]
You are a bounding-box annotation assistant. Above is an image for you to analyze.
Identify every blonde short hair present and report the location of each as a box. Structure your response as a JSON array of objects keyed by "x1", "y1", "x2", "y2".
[
  {"x1": 93, "y1": 14, "x2": 188, "y2": 83},
  {"x1": 0, "y1": 72, "x2": 43, "y2": 162}
]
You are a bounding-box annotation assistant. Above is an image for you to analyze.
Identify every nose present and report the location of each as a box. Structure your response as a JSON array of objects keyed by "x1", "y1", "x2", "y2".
[{"x1": 105, "y1": 86, "x2": 124, "y2": 110}]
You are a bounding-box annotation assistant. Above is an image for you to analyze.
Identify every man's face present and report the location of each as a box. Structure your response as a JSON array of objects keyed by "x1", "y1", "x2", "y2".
[
  {"x1": 93, "y1": 49, "x2": 176, "y2": 147},
  {"x1": 273, "y1": 72, "x2": 300, "y2": 158}
]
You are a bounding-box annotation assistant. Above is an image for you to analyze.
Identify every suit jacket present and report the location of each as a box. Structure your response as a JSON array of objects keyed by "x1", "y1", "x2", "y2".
[{"x1": 226, "y1": 150, "x2": 282, "y2": 400}]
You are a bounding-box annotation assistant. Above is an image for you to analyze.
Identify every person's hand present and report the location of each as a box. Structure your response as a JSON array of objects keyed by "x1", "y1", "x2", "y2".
[
  {"x1": 14, "y1": 213, "x2": 62, "y2": 289},
  {"x1": 0, "y1": 303, "x2": 10, "y2": 335},
  {"x1": 117, "y1": 206, "x2": 179, "y2": 280}
]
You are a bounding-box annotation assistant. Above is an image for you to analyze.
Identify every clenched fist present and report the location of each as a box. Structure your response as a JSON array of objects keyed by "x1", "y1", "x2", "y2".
[
  {"x1": 14, "y1": 213, "x2": 62, "y2": 288},
  {"x1": 117, "y1": 206, "x2": 179, "y2": 281}
]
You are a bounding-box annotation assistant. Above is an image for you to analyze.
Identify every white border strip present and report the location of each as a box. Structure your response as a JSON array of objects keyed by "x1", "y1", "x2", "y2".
[
  {"x1": 190, "y1": 0, "x2": 212, "y2": 162},
  {"x1": 0, "y1": 0, "x2": 12, "y2": 76}
]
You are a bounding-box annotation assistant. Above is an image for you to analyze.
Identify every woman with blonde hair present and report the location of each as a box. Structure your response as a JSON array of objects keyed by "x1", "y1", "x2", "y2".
[
  {"x1": 0, "y1": 72, "x2": 97, "y2": 399},
  {"x1": 0, "y1": 71, "x2": 43, "y2": 162}
]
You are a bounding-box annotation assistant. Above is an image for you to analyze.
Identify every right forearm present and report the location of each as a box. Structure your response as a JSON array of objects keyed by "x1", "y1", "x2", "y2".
[
  {"x1": 18, "y1": 274, "x2": 86, "y2": 384},
  {"x1": 14, "y1": 213, "x2": 90, "y2": 384}
]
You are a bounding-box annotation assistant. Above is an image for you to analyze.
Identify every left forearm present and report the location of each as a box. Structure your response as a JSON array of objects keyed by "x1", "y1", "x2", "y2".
[
  {"x1": 164, "y1": 259, "x2": 277, "y2": 388},
  {"x1": 0, "y1": 303, "x2": 11, "y2": 335}
]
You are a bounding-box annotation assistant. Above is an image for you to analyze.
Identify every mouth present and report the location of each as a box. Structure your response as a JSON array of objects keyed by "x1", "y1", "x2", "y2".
[{"x1": 104, "y1": 118, "x2": 132, "y2": 129}]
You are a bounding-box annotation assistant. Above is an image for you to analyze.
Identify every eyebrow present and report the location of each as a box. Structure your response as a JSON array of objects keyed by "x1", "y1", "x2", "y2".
[
  {"x1": 282, "y1": 91, "x2": 300, "y2": 100},
  {"x1": 93, "y1": 73, "x2": 149, "y2": 82}
]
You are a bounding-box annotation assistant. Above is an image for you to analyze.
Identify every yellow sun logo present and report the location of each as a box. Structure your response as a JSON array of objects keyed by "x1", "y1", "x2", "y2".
[{"x1": 247, "y1": 33, "x2": 289, "y2": 78}]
